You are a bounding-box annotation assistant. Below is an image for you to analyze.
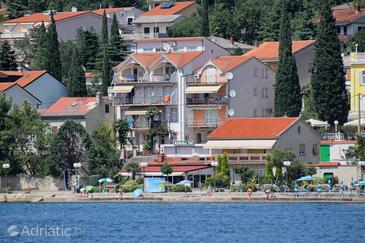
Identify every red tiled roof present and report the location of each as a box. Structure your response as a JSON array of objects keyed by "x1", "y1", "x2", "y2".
[
  {"x1": 164, "y1": 51, "x2": 202, "y2": 68},
  {"x1": 208, "y1": 117, "x2": 300, "y2": 139},
  {"x1": 0, "y1": 82, "x2": 16, "y2": 91},
  {"x1": 243, "y1": 40, "x2": 315, "y2": 60},
  {"x1": 41, "y1": 97, "x2": 97, "y2": 117},
  {"x1": 143, "y1": 1, "x2": 196, "y2": 16},
  {"x1": 131, "y1": 53, "x2": 162, "y2": 68},
  {"x1": 212, "y1": 56, "x2": 253, "y2": 72},
  {"x1": 333, "y1": 9, "x2": 365, "y2": 24},
  {"x1": 0, "y1": 70, "x2": 47, "y2": 87},
  {"x1": 320, "y1": 140, "x2": 356, "y2": 145},
  {"x1": 304, "y1": 162, "x2": 340, "y2": 167},
  {"x1": 4, "y1": 11, "x2": 90, "y2": 24}
]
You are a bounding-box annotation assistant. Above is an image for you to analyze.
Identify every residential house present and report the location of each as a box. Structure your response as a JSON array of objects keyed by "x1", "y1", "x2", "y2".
[
  {"x1": 320, "y1": 140, "x2": 356, "y2": 162},
  {"x1": 0, "y1": 82, "x2": 41, "y2": 108},
  {"x1": 186, "y1": 55, "x2": 275, "y2": 144},
  {"x1": 0, "y1": 10, "x2": 112, "y2": 41},
  {"x1": 204, "y1": 117, "x2": 320, "y2": 177},
  {"x1": 0, "y1": 70, "x2": 66, "y2": 108},
  {"x1": 242, "y1": 40, "x2": 315, "y2": 87},
  {"x1": 147, "y1": 0, "x2": 171, "y2": 10},
  {"x1": 40, "y1": 93, "x2": 114, "y2": 135},
  {"x1": 109, "y1": 37, "x2": 229, "y2": 152},
  {"x1": 207, "y1": 36, "x2": 254, "y2": 54},
  {"x1": 347, "y1": 52, "x2": 365, "y2": 120},
  {"x1": 92, "y1": 7, "x2": 144, "y2": 33},
  {"x1": 134, "y1": 1, "x2": 199, "y2": 38},
  {"x1": 333, "y1": 6, "x2": 365, "y2": 42}
]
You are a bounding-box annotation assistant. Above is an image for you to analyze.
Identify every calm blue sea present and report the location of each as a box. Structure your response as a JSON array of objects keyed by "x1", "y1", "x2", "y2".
[{"x1": 0, "y1": 202, "x2": 364, "y2": 243}]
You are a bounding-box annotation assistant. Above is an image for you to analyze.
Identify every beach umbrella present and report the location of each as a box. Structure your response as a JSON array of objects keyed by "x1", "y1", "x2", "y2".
[
  {"x1": 176, "y1": 180, "x2": 193, "y2": 187},
  {"x1": 356, "y1": 181, "x2": 365, "y2": 186},
  {"x1": 133, "y1": 188, "x2": 143, "y2": 197},
  {"x1": 296, "y1": 176, "x2": 315, "y2": 181},
  {"x1": 98, "y1": 178, "x2": 113, "y2": 184}
]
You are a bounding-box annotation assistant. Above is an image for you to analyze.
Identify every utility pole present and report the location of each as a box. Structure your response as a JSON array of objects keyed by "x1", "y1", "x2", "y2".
[{"x1": 359, "y1": 93, "x2": 361, "y2": 135}]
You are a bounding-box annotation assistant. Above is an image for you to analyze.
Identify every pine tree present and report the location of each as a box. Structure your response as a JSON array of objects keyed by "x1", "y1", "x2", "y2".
[
  {"x1": 311, "y1": 0, "x2": 349, "y2": 125},
  {"x1": 46, "y1": 11, "x2": 62, "y2": 81},
  {"x1": 201, "y1": 0, "x2": 210, "y2": 37},
  {"x1": 31, "y1": 22, "x2": 48, "y2": 70},
  {"x1": 274, "y1": 0, "x2": 301, "y2": 117},
  {"x1": 67, "y1": 47, "x2": 87, "y2": 97},
  {"x1": 0, "y1": 41, "x2": 18, "y2": 70},
  {"x1": 109, "y1": 13, "x2": 126, "y2": 66}
]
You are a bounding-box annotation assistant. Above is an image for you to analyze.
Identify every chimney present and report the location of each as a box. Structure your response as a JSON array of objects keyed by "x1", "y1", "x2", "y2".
[
  {"x1": 17, "y1": 65, "x2": 22, "y2": 73},
  {"x1": 230, "y1": 36, "x2": 235, "y2": 45},
  {"x1": 96, "y1": 91, "x2": 102, "y2": 104}
]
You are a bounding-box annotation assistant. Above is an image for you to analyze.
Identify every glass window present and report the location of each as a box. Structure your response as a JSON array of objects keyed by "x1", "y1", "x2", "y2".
[
  {"x1": 299, "y1": 144, "x2": 306, "y2": 156},
  {"x1": 170, "y1": 108, "x2": 177, "y2": 122},
  {"x1": 144, "y1": 27, "x2": 150, "y2": 34},
  {"x1": 153, "y1": 27, "x2": 159, "y2": 33},
  {"x1": 312, "y1": 144, "x2": 319, "y2": 155},
  {"x1": 253, "y1": 67, "x2": 258, "y2": 77},
  {"x1": 253, "y1": 87, "x2": 258, "y2": 96},
  {"x1": 105, "y1": 104, "x2": 110, "y2": 113},
  {"x1": 361, "y1": 71, "x2": 365, "y2": 85}
]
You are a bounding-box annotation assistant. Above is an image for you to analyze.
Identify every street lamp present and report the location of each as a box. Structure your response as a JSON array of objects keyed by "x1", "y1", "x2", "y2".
[
  {"x1": 2, "y1": 163, "x2": 10, "y2": 193},
  {"x1": 140, "y1": 162, "x2": 148, "y2": 179},
  {"x1": 334, "y1": 120, "x2": 339, "y2": 140},
  {"x1": 73, "y1": 163, "x2": 82, "y2": 193},
  {"x1": 359, "y1": 161, "x2": 365, "y2": 180},
  {"x1": 211, "y1": 161, "x2": 218, "y2": 192},
  {"x1": 282, "y1": 161, "x2": 292, "y2": 189}
]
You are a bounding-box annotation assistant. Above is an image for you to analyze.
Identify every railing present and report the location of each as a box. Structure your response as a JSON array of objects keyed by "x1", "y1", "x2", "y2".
[
  {"x1": 215, "y1": 153, "x2": 267, "y2": 165},
  {"x1": 186, "y1": 118, "x2": 224, "y2": 127},
  {"x1": 0, "y1": 32, "x2": 27, "y2": 38},
  {"x1": 186, "y1": 96, "x2": 227, "y2": 105},
  {"x1": 321, "y1": 133, "x2": 345, "y2": 141},
  {"x1": 150, "y1": 74, "x2": 171, "y2": 82},
  {"x1": 130, "y1": 120, "x2": 168, "y2": 129},
  {"x1": 113, "y1": 96, "x2": 165, "y2": 105},
  {"x1": 116, "y1": 75, "x2": 146, "y2": 83}
]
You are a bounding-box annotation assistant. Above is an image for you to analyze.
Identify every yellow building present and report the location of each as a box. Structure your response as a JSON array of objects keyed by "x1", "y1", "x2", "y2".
[{"x1": 349, "y1": 52, "x2": 365, "y2": 119}]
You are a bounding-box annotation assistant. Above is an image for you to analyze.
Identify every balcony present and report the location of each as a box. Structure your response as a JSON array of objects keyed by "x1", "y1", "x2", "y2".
[
  {"x1": 113, "y1": 96, "x2": 166, "y2": 106},
  {"x1": 116, "y1": 75, "x2": 146, "y2": 83},
  {"x1": 186, "y1": 118, "x2": 224, "y2": 127},
  {"x1": 130, "y1": 120, "x2": 167, "y2": 130},
  {"x1": 215, "y1": 153, "x2": 267, "y2": 165},
  {"x1": 186, "y1": 96, "x2": 227, "y2": 106},
  {"x1": 321, "y1": 133, "x2": 345, "y2": 141},
  {"x1": 0, "y1": 32, "x2": 27, "y2": 39}
]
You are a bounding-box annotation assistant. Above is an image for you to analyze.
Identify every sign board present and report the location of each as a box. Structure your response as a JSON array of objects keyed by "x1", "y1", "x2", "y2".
[
  {"x1": 144, "y1": 178, "x2": 166, "y2": 193},
  {"x1": 174, "y1": 141, "x2": 194, "y2": 147}
]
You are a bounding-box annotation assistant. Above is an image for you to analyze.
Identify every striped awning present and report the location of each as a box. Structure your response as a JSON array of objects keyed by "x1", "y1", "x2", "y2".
[
  {"x1": 111, "y1": 85, "x2": 134, "y2": 93},
  {"x1": 185, "y1": 85, "x2": 221, "y2": 94},
  {"x1": 203, "y1": 140, "x2": 277, "y2": 149},
  {"x1": 125, "y1": 110, "x2": 147, "y2": 116}
]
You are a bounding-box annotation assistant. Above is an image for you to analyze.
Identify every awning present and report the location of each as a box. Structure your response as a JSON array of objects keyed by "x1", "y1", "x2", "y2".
[
  {"x1": 203, "y1": 140, "x2": 277, "y2": 149},
  {"x1": 125, "y1": 110, "x2": 147, "y2": 116},
  {"x1": 111, "y1": 85, "x2": 134, "y2": 93},
  {"x1": 186, "y1": 85, "x2": 222, "y2": 94}
]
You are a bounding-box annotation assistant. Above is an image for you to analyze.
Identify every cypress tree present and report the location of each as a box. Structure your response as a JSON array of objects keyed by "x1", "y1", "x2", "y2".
[
  {"x1": 101, "y1": 10, "x2": 108, "y2": 45},
  {"x1": 76, "y1": 28, "x2": 99, "y2": 71},
  {"x1": 274, "y1": 0, "x2": 301, "y2": 117},
  {"x1": 101, "y1": 47, "x2": 112, "y2": 96},
  {"x1": 109, "y1": 13, "x2": 127, "y2": 66},
  {"x1": 311, "y1": 0, "x2": 348, "y2": 125},
  {"x1": 31, "y1": 22, "x2": 48, "y2": 70},
  {"x1": 46, "y1": 11, "x2": 62, "y2": 81},
  {"x1": 67, "y1": 47, "x2": 87, "y2": 97},
  {"x1": 0, "y1": 41, "x2": 18, "y2": 70},
  {"x1": 201, "y1": 0, "x2": 210, "y2": 37}
]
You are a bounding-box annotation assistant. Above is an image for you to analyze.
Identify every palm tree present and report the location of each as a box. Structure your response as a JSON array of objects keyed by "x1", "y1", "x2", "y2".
[{"x1": 124, "y1": 162, "x2": 139, "y2": 180}]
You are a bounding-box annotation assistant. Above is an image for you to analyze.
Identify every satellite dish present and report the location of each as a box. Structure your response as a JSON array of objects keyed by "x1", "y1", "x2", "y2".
[
  {"x1": 228, "y1": 108, "x2": 235, "y2": 117},
  {"x1": 229, "y1": 90, "x2": 236, "y2": 98},
  {"x1": 162, "y1": 42, "x2": 171, "y2": 52},
  {"x1": 226, "y1": 72, "x2": 233, "y2": 80},
  {"x1": 71, "y1": 7, "x2": 77, "y2": 12}
]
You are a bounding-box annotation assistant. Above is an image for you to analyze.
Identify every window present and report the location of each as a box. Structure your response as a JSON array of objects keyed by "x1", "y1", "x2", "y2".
[
  {"x1": 253, "y1": 67, "x2": 258, "y2": 77},
  {"x1": 144, "y1": 27, "x2": 150, "y2": 34},
  {"x1": 312, "y1": 144, "x2": 319, "y2": 155},
  {"x1": 253, "y1": 87, "x2": 258, "y2": 96},
  {"x1": 299, "y1": 144, "x2": 306, "y2": 156},
  {"x1": 262, "y1": 87, "x2": 268, "y2": 98},
  {"x1": 298, "y1": 126, "x2": 301, "y2": 134},
  {"x1": 153, "y1": 27, "x2": 159, "y2": 33},
  {"x1": 127, "y1": 17, "x2": 133, "y2": 25},
  {"x1": 336, "y1": 26, "x2": 341, "y2": 34},
  {"x1": 143, "y1": 48, "x2": 153, "y2": 52},
  {"x1": 361, "y1": 71, "x2": 365, "y2": 85},
  {"x1": 263, "y1": 68, "x2": 268, "y2": 78},
  {"x1": 344, "y1": 26, "x2": 347, "y2": 35},
  {"x1": 105, "y1": 104, "x2": 110, "y2": 113},
  {"x1": 170, "y1": 108, "x2": 177, "y2": 122}
]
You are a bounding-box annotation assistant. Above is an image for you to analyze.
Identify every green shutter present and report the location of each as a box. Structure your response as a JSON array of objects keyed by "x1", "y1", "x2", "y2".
[{"x1": 320, "y1": 145, "x2": 330, "y2": 162}]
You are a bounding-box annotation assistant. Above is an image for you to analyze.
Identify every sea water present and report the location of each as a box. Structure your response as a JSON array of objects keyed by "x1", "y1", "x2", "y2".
[{"x1": 0, "y1": 202, "x2": 364, "y2": 243}]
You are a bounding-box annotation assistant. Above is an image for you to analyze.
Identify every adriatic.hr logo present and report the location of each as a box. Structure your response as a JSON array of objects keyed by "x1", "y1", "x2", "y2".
[{"x1": 7, "y1": 224, "x2": 86, "y2": 237}]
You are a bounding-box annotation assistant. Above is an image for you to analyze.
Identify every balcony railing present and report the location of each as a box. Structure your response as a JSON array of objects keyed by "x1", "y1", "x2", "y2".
[
  {"x1": 321, "y1": 133, "x2": 345, "y2": 141},
  {"x1": 215, "y1": 153, "x2": 267, "y2": 165},
  {"x1": 113, "y1": 96, "x2": 165, "y2": 106},
  {"x1": 186, "y1": 96, "x2": 227, "y2": 105},
  {"x1": 186, "y1": 118, "x2": 224, "y2": 127},
  {"x1": 0, "y1": 32, "x2": 27, "y2": 39},
  {"x1": 130, "y1": 120, "x2": 168, "y2": 129},
  {"x1": 116, "y1": 75, "x2": 145, "y2": 83}
]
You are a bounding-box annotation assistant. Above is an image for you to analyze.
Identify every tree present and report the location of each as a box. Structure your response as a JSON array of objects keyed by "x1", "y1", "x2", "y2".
[
  {"x1": 60, "y1": 41, "x2": 75, "y2": 81},
  {"x1": 7, "y1": 0, "x2": 28, "y2": 19},
  {"x1": 266, "y1": 149, "x2": 296, "y2": 183},
  {"x1": 50, "y1": 120, "x2": 94, "y2": 175},
  {"x1": 46, "y1": 11, "x2": 62, "y2": 81},
  {"x1": 349, "y1": 29, "x2": 365, "y2": 53},
  {"x1": 109, "y1": 13, "x2": 127, "y2": 66},
  {"x1": 76, "y1": 28, "x2": 100, "y2": 71},
  {"x1": 302, "y1": 86, "x2": 317, "y2": 120},
  {"x1": 30, "y1": 23, "x2": 49, "y2": 70},
  {"x1": 90, "y1": 124, "x2": 119, "y2": 177},
  {"x1": 274, "y1": 0, "x2": 301, "y2": 117},
  {"x1": 304, "y1": 165, "x2": 317, "y2": 176},
  {"x1": 67, "y1": 47, "x2": 87, "y2": 97},
  {"x1": 101, "y1": 10, "x2": 109, "y2": 45},
  {"x1": 168, "y1": 13, "x2": 201, "y2": 37},
  {"x1": 201, "y1": 0, "x2": 210, "y2": 37},
  {"x1": 292, "y1": 0, "x2": 316, "y2": 40},
  {"x1": 233, "y1": 165, "x2": 255, "y2": 184},
  {"x1": 114, "y1": 119, "x2": 133, "y2": 161},
  {"x1": 101, "y1": 43, "x2": 112, "y2": 96},
  {"x1": 209, "y1": 3, "x2": 234, "y2": 39},
  {"x1": 144, "y1": 107, "x2": 168, "y2": 153},
  {"x1": 311, "y1": 0, "x2": 349, "y2": 125},
  {"x1": 160, "y1": 163, "x2": 173, "y2": 181},
  {"x1": 259, "y1": 0, "x2": 281, "y2": 41},
  {"x1": 0, "y1": 41, "x2": 18, "y2": 70},
  {"x1": 124, "y1": 162, "x2": 139, "y2": 180},
  {"x1": 220, "y1": 153, "x2": 229, "y2": 176}
]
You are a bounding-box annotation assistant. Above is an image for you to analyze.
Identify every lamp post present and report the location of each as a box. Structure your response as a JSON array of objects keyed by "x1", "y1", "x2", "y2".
[
  {"x1": 282, "y1": 161, "x2": 292, "y2": 188},
  {"x1": 2, "y1": 163, "x2": 10, "y2": 193},
  {"x1": 211, "y1": 161, "x2": 218, "y2": 192},
  {"x1": 334, "y1": 120, "x2": 339, "y2": 140},
  {"x1": 140, "y1": 162, "x2": 148, "y2": 179},
  {"x1": 359, "y1": 161, "x2": 365, "y2": 180},
  {"x1": 73, "y1": 163, "x2": 82, "y2": 193}
]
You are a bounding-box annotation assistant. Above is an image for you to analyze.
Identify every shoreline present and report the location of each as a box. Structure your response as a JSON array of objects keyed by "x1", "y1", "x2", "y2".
[{"x1": 1, "y1": 191, "x2": 365, "y2": 204}]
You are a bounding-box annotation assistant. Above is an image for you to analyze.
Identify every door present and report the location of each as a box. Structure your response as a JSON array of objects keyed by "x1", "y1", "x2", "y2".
[
  {"x1": 205, "y1": 109, "x2": 218, "y2": 126},
  {"x1": 206, "y1": 67, "x2": 216, "y2": 84},
  {"x1": 320, "y1": 145, "x2": 330, "y2": 162}
]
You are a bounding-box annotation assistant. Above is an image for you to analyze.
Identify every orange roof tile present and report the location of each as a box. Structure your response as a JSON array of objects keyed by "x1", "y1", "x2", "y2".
[
  {"x1": 143, "y1": 1, "x2": 196, "y2": 16},
  {"x1": 0, "y1": 70, "x2": 47, "y2": 87},
  {"x1": 320, "y1": 140, "x2": 356, "y2": 145},
  {"x1": 164, "y1": 51, "x2": 202, "y2": 68},
  {"x1": 132, "y1": 53, "x2": 163, "y2": 68},
  {"x1": 41, "y1": 97, "x2": 97, "y2": 117},
  {"x1": 212, "y1": 56, "x2": 253, "y2": 72},
  {"x1": 208, "y1": 117, "x2": 299, "y2": 139},
  {"x1": 4, "y1": 11, "x2": 90, "y2": 24},
  {"x1": 333, "y1": 9, "x2": 365, "y2": 24},
  {"x1": 243, "y1": 40, "x2": 315, "y2": 60},
  {"x1": 0, "y1": 82, "x2": 16, "y2": 91}
]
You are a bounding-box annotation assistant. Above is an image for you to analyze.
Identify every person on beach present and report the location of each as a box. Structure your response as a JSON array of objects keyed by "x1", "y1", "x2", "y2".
[
  {"x1": 265, "y1": 189, "x2": 271, "y2": 200},
  {"x1": 247, "y1": 188, "x2": 253, "y2": 199}
]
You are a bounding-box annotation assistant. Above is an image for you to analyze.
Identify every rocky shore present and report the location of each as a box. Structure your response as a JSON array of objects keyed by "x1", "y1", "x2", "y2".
[{"x1": 1, "y1": 191, "x2": 365, "y2": 203}]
